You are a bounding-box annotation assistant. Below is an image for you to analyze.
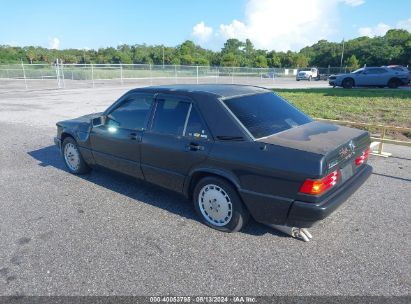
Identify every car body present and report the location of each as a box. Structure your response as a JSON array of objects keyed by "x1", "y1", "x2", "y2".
[
  {"x1": 328, "y1": 67, "x2": 409, "y2": 88},
  {"x1": 296, "y1": 68, "x2": 319, "y2": 81},
  {"x1": 55, "y1": 84, "x2": 372, "y2": 233}
]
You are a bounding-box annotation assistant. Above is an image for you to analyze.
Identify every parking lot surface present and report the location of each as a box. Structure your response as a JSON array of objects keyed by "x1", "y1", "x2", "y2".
[{"x1": 0, "y1": 86, "x2": 410, "y2": 296}]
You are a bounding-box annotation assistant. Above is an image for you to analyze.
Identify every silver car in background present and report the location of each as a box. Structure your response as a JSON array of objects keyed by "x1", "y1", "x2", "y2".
[{"x1": 328, "y1": 67, "x2": 410, "y2": 89}]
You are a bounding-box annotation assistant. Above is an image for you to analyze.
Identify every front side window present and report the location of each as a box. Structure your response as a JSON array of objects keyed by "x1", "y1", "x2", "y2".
[
  {"x1": 107, "y1": 94, "x2": 153, "y2": 130},
  {"x1": 223, "y1": 92, "x2": 312, "y2": 139},
  {"x1": 152, "y1": 98, "x2": 190, "y2": 136},
  {"x1": 353, "y1": 68, "x2": 364, "y2": 74}
]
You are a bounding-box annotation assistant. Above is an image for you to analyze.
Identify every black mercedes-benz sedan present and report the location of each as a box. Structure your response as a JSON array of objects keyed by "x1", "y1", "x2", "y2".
[{"x1": 55, "y1": 84, "x2": 372, "y2": 238}]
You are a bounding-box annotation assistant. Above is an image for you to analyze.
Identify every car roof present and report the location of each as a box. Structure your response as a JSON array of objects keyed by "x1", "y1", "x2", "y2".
[{"x1": 132, "y1": 84, "x2": 270, "y2": 99}]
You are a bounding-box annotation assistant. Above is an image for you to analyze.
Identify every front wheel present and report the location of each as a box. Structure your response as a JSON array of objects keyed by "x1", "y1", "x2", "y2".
[
  {"x1": 193, "y1": 177, "x2": 250, "y2": 232},
  {"x1": 62, "y1": 137, "x2": 91, "y2": 174},
  {"x1": 342, "y1": 78, "x2": 354, "y2": 89}
]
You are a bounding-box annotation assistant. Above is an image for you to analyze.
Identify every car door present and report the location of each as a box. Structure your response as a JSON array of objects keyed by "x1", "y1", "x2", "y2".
[
  {"x1": 141, "y1": 94, "x2": 213, "y2": 192},
  {"x1": 89, "y1": 93, "x2": 154, "y2": 179},
  {"x1": 353, "y1": 69, "x2": 368, "y2": 86},
  {"x1": 375, "y1": 68, "x2": 391, "y2": 85},
  {"x1": 361, "y1": 68, "x2": 381, "y2": 85}
]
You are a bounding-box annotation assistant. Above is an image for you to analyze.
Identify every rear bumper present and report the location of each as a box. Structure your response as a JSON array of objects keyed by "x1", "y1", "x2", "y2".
[
  {"x1": 286, "y1": 164, "x2": 372, "y2": 227},
  {"x1": 240, "y1": 164, "x2": 372, "y2": 228},
  {"x1": 399, "y1": 78, "x2": 410, "y2": 85}
]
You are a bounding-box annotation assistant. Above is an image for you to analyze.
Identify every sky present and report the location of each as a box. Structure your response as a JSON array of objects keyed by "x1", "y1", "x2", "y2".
[{"x1": 0, "y1": 0, "x2": 410, "y2": 52}]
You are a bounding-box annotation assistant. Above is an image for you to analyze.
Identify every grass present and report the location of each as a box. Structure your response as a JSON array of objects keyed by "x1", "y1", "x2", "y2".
[{"x1": 276, "y1": 88, "x2": 411, "y2": 140}]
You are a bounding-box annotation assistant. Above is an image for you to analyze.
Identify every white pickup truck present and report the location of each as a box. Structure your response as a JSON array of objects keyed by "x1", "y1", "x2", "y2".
[{"x1": 296, "y1": 68, "x2": 318, "y2": 81}]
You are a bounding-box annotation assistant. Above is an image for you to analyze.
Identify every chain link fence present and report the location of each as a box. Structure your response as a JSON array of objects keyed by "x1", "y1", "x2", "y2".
[{"x1": 0, "y1": 63, "x2": 353, "y2": 90}]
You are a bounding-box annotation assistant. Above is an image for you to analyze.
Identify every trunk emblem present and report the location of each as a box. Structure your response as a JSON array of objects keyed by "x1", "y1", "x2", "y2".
[{"x1": 339, "y1": 140, "x2": 355, "y2": 159}]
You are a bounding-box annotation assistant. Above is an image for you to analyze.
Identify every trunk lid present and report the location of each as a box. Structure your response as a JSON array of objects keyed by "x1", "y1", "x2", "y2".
[{"x1": 257, "y1": 121, "x2": 370, "y2": 174}]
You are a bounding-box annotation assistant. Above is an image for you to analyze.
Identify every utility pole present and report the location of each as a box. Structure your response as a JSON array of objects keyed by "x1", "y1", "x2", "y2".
[{"x1": 340, "y1": 39, "x2": 345, "y2": 68}]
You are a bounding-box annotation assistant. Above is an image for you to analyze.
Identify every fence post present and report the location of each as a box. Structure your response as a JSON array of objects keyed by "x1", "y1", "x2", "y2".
[
  {"x1": 21, "y1": 59, "x2": 28, "y2": 89},
  {"x1": 232, "y1": 67, "x2": 234, "y2": 84},
  {"x1": 120, "y1": 63, "x2": 123, "y2": 85},
  {"x1": 91, "y1": 64, "x2": 94, "y2": 88},
  {"x1": 55, "y1": 59, "x2": 61, "y2": 89},
  {"x1": 174, "y1": 64, "x2": 177, "y2": 84},
  {"x1": 378, "y1": 126, "x2": 386, "y2": 155},
  {"x1": 196, "y1": 66, "x2": 199, "y2": 84},
  {"x1": 149, "y1": 64, "x2": 152, "y2": 85},
  {"x1": 61, "y1": 61, "x2": 65, "y2": 88}
]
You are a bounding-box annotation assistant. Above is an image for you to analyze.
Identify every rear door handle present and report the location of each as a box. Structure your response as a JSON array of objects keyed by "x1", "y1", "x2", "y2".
[{"x1": 186, "y1": 142, "x2": 204, "y2": 151}]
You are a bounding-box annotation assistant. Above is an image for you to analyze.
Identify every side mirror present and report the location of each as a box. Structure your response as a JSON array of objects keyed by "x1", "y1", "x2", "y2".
[{"x1": 92, "y1": 115, "x2": 106, "y2": 127}]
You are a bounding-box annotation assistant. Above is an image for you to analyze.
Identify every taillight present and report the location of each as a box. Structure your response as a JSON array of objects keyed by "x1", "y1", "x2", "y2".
[
  {"x1": 299, "y1": 170, "x2": 340, "y2": 195},
  {"x1": 355, "y1": 147, "x2": 370, "y2": 166}
]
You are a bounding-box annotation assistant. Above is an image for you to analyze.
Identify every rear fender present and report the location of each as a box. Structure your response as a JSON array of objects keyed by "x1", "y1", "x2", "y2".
[{"x1": 183, "y1": 167, "x2": 241, "y2": 198}]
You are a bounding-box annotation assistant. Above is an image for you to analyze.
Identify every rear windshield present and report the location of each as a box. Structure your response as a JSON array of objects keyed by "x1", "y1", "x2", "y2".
[{"x1": 223, "y1": 92, "x2": 312, "y2": 138}]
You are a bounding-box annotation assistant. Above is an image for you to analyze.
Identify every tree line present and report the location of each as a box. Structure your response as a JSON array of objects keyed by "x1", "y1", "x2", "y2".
[{"x1": 0, "y1": 29, "x2": 409, "y2": 69}]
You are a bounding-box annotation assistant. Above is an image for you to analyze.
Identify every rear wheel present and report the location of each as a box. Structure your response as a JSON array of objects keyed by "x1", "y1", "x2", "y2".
[
  {"x1": 193, "y1": 176, "x2": 249, "y2": 232},
  {"x1": 62, "y1": 137, "x2": 91, "y2": 174},
  {"x1": 308, "y1": 76, "x2": 312, "y2": 82},
  {"x1": 388, "y1": 78, "x2": 399, "y2": 89},
  {"x1": 342, "y1": 78, "x2": 354, "y2": 89}
]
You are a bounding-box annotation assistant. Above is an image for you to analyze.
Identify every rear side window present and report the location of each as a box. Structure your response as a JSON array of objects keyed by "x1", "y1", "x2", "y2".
[
  {"x1": 107, "y1": 94, "x2": 153, "y2": 130},
  {"x1": 185, "y1": 107, "x2": 209, "y2": 140},
  {"x1": 366, "y1": 68, "x2": 387, "y2": 74},
  {"x1": 223, "y1": 92, "x2": 312, "y2": 138},
  {"x1": 152, "y1": 98, "x2": 190, "y2": 136}
]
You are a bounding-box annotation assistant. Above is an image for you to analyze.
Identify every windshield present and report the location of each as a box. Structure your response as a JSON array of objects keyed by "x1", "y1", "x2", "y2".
[
  {"x1": 300, "y1": 69, "x2": 310, "y2": 71},
  {"x1": 352, "y1": 68, "x2": 364, "y2": 74},
  {"x1": 223, "y1": 92, "x2": 312, "y2": 139}
]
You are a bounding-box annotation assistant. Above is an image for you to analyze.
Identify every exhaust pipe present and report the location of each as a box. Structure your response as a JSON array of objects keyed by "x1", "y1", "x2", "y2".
[{"x1": 268, "y1": 225, "x2": 313, "y2": 242}]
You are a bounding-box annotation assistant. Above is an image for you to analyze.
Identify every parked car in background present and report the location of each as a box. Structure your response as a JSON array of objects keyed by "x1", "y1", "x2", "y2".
[
  {"x1": 55, "y1": 85, "x2": 372, "y2": 238},
  {"x1": 296, "y1": 68, "x2": 319, "y2": 81},
  {"x1": 328, "y1": 67, "x2": 409, "y2": 88}
]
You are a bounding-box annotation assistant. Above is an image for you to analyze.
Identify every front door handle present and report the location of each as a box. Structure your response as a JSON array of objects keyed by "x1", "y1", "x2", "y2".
[
  {"x1": 186, "y1": 142, "x2": 204, "y2": 151},
  {"x1": 129, "y1": 132, "x2": 140, "y2": 141}
]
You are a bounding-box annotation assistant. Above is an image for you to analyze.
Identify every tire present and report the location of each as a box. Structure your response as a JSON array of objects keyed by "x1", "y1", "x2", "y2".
[
  {"x1": 308, "y1": 76, "x2": 312, "y2": 82},
  {"x1": 62, "y1": 137, "x2": 91, "y2": 174},
  {"x1": 193, "y1": 176, "x2": 250, "y2": 233},
  {"x1": 296, "y1": 79, "x2": 300, "y2": 81},
  {"x1": 342, "y1": 78, "x2": 354, "y2": 89},
  {"x1": 388, "y1": 78, "x2": 399, "y2": 89},
  {"x1": 378, "y1": 85, "x2": 385, "y2": 88}
]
